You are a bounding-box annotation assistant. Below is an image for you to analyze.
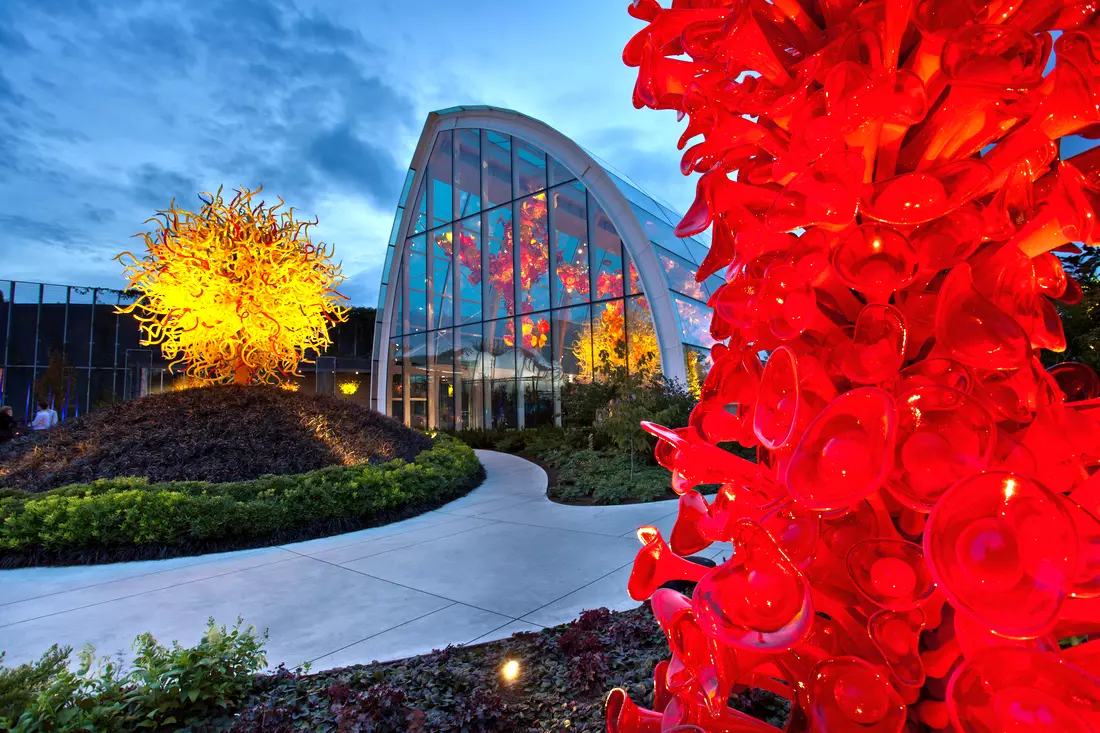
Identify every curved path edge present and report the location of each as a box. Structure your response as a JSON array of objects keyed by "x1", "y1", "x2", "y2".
[{"x1": 0, "y1": 451, "x2": 729, "y2": 671}]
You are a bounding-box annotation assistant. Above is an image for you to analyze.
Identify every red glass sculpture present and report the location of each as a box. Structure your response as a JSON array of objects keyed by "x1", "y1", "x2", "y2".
[{"x1": 608, "y1": 1, "x2": 1100, "y2": 730}]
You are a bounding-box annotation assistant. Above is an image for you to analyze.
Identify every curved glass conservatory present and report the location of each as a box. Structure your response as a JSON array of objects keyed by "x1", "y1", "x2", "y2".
[{"x1": 371, "y1": 106, "x2": 722, "y2": 430}]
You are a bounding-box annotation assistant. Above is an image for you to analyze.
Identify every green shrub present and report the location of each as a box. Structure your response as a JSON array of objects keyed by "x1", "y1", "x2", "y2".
[
  {"x1": 0, "y1": 437, "x2": 481, "y2": 560},
  {"x1": 0, "y1": 647, "x2": 69, "y2": 722},
  {"x1": 437, "y1": 427, "x2": 511, "y2": 450},
  {"x1": 1, "y1": 618, "x2": 266, "y2": 731},
  {"x1": 441, "y1": 426, "x2": 585, "y2": 456},
  {"x1": 561, "y1": 368, "x2": 696, "y2": 462},
  {"x1": 516, "y1": 427, "x2": 588, "y2": 456},
  {"x1": 547, "y1": 450, "x2": 674, "y2": 504},
  {"x1": 445, "y1": 372, "x2": 758, "y2": 505},
  {"x1": 559, "y1": 379, "x2": 617, "y2": 432}
]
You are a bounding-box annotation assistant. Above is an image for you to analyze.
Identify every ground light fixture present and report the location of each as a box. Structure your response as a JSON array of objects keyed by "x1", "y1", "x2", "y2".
[{"x1": 501, "y1": 659, "x2": 520, "y2": 683}]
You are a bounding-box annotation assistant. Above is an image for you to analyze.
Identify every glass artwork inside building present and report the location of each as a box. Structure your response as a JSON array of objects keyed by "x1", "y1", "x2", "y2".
[{"x1": 379, "y1": 110, "x2": 722, "y2": 430}]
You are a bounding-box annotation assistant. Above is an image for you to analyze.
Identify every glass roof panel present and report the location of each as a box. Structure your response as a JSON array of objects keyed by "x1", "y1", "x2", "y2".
[
  {"x1": 606, "y1": 170, "x2": 668, "y2": 221},
  {"x1": 398, "y1": 169, "x2": 415, "y2": 208},
  {"x1": 630, "y1": 202, "x2": 694, "y2": 261},
  {"x1": 656, "y1": 246, "x2": 709, "y2": 301},
  {"x1": 684, "y1": 237, "x2": 710, "y2": 265},
  {"x1": 655, "y1": 201, "x2": 686, "y2": 231},
  {"x1": 673, "y1": 293, "x2": 719, "y2": 349}
]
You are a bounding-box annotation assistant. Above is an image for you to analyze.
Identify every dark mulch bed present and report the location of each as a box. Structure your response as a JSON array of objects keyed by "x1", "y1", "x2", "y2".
[
  {"x1": 0, "y1": 464, "x2": 485, "y2": 569},
  {"x1": 207, "y1": 604, "x2": 790, "y2": 733},
  {"x1": 0, "y1": 385, "x2": 432, "y2": 493}
]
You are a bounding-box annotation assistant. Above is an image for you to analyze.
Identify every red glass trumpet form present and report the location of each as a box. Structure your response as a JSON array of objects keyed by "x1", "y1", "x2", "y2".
[{"x1": 608, "y1": 0, "x2": 1100, "y2": 730}]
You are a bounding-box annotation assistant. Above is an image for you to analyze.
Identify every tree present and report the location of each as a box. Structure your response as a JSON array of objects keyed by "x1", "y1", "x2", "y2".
[
  {"x1": 33, "y1": 349, "x2": 72, "y2": 405},
  {"x1": 117, "y1": 187, "x2": 349, "y2": 386},
  {"x1": 1048, "y1": 250, "x2": 1100, "y2": 370}
]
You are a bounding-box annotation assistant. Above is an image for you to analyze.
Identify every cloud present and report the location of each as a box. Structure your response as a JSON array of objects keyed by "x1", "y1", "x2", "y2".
[
  {"x1": 0, "y1": 0, "x2": 424, "y2": 302},
  {"x1": 0, "y1": 73, "x2": 25, "y2": 108},
  {"x1": 307, "y1": 125, "x2": 401, "y2": 207},
  {"x1": 82, "y1": 205, "x2": 115, "y2": 224},
  {"x1": 339, "y1": 269, "x2": 385, "y2": 308},
  {"x1": 582, "y1": 123, "x2": 696, "y2": 215},
  {"x1": 0, "y1": 213, "x2": 86, "y2": 247},
  {"x1": 0, "y1": 22, "x2": 30, "y2": 52},
  {"x1": 127, "y1": 164, "x2": 202, "y2": 210},
  {"x1": 0, "y1": 0, "x2": 701, "y2": 310}
]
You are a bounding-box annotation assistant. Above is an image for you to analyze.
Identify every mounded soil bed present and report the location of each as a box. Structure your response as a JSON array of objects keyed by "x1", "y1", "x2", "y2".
[
  {"x1": 0, "y1": 385, "x2": 432, "y2": 492},
  {"x1": 213, "y1": 604, "x2": 790, "y2": 732}
]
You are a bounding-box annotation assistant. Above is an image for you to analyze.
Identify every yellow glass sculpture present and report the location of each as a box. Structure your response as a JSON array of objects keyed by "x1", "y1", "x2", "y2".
[{"x1": 117, "y1": 186, "x2": 349, "y2": 386}]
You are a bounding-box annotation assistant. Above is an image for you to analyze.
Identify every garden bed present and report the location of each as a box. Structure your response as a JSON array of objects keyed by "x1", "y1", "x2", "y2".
[
  {"x1": 2, "y1": 605, "x2": 788, "y2": 732},
  {"x1": 0, "y1": 385, "x2": 432, "y2": 493},
  {"x1": 446, "y1": 427, "x2": 679, "y2": 505},
  {"x1": 540, "y1": 449, "x2": 682, "y2": 505},
  {"x1": 0, "y1": 437, "x2": 483, "y2": 568},
  {"x1": 216, "y1": 605, "x2": 786, "y2": 732}
]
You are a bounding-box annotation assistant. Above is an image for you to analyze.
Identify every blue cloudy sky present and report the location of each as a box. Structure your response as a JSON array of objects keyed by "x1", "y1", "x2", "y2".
[{"x1": 0, "y1": 0, "x2": 696, "y2": 306}]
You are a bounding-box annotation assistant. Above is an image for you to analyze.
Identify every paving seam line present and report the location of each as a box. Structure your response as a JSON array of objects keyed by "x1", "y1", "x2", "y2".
[
  {"x1": 281, "y1": 548, "x2": 516, "y2": 621},
  {"x1": 0, "y1": 553, "x2": 303, "y2": 629},
  {"x1": 306, "y1": 601, "x2": 461, "y2": 666}
]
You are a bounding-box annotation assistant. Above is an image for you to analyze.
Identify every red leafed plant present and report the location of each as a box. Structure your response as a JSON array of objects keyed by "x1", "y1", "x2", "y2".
[{"x1": 608, "y1": 1, "x2": 1100, "y2": 731}]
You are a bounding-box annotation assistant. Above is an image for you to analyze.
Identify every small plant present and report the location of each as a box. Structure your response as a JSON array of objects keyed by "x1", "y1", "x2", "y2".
[
  {"x1": 0, "y1": 646, "x2": 69, "y2": 721},
  {"x1": 568, "y1": 650, "x2": 611, "y2": 695},
  {"x1": 557, "y1": 367, "x2": 698, "y2": 462},
  {"x1": 0, "y1": 618, "x2": 267, "y2": 731},
  {"x1": 556, "y1": 628, "x2": 604, "y2": 657},
  {"x1": 449, "y1": 688, "x2": 509, "y2": 732},
  {"x1": 574, "y1": 608, "x2": 613, "y2": 632},
  {"x1": 334, "y1": 681, "x2": 412, "y2": 731}
]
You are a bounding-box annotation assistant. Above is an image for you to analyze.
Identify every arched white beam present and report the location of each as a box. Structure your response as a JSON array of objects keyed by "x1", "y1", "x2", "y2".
[{"x1": 375, "y1": 106, "x2": 688, "y2": 412}]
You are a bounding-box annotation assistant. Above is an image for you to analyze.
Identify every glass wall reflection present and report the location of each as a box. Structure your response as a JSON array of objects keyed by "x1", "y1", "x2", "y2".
[{"x1": 388, "y1": 129, "x2": 664, "y2": 429}]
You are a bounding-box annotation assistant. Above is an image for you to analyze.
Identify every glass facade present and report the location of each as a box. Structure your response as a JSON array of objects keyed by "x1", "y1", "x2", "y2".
[
  {"x1": 385, "y1": 129, "x2": 671, "y2": 430},
  {"x1": 377, "y1": 109, "x2": 728, "y2": 429},
  {"x1": 584, "y1": 153, "x2": 721, "y2": 384},
  {"x1": 369, "y1": 169, "x2": 415, "y2": 410}
]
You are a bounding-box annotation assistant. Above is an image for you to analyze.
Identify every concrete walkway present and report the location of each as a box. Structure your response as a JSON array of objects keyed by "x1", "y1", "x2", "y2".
[{"x1": 0, "y1": 451, "x2": 727, "y2": 670}]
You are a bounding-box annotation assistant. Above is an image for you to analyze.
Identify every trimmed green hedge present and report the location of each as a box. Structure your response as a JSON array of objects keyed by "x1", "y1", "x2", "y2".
[{"x1": 0, "y1": 437, "x2": 481, "y2": 564}]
